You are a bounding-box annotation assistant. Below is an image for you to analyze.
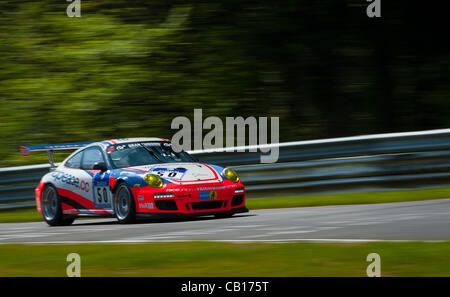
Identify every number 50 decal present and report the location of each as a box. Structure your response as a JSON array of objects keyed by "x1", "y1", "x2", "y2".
[
  {"x1": 96, "y1": 187, "x2": 109, "y2": 203},
  {"x1": 93, "y1": 171, "x2": 112, "y2": 209},
  {"x1": 94, "y1": 185, "x2": 111, "y2": 208},
  {"x1": 152, "y1": 168, "x2": 187, "y2": 180}
]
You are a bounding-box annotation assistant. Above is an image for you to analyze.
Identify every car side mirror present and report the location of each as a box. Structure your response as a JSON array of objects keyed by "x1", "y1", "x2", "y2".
[{"x1": 93, "y1": 162, "x2": 108, "y2": 172}]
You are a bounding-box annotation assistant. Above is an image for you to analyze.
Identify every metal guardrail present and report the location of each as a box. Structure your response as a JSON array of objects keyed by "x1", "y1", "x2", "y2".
[
  {"x1": 1, "y1": 128, "x2": 450, "y2": 209},
  {"x1": 196, "y1": 128, "x2": 450, "y2": 195},
  {"x1": 0, "y1": 164, "x2": 52, "y2": 209}
]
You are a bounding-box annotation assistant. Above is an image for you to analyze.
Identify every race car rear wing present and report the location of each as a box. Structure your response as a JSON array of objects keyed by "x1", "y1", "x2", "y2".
[{"x1": 20, "y1": 142, "x2": 94, "y2": 168}]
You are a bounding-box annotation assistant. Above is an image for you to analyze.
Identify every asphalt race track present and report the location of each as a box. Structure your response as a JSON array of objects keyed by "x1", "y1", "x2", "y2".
[{"x1": 1, "y1": 199, "x2": 450, "y2": 244}]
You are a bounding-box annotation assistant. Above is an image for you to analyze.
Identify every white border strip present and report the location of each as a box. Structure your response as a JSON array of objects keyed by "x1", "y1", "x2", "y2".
[{"x1": 1, "y1": 238, "x2": 447, "y2": 245}]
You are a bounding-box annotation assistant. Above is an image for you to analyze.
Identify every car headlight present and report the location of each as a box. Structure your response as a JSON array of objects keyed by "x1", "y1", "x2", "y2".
[
  {"x1": 223, "y1": 168, "x2": 240, "y2": 183},
  {"x1": 144, "y1": 174, "x2": 163, "y2": 188}
]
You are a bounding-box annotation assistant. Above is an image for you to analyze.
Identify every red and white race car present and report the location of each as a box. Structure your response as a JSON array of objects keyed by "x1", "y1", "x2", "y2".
[{"x1": 21, "y1": 138, "x2": 248, "y2": 226}]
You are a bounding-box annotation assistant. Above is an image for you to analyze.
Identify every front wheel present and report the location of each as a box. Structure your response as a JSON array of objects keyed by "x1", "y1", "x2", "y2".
[
  {"x1": 41, "y1": 184, "x2": 75, "y2": 226},
  {"x1": 114, "y1": 183, "x2": 136, "y2": 224}
]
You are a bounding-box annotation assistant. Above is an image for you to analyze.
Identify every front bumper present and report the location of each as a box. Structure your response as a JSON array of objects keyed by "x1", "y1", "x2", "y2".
[
  {"x1": 132, "y1": 180, "x2": 247, "y2": 215},
  {"x1": 136, "y1": 206, "x2": 249, "y2": 219}
]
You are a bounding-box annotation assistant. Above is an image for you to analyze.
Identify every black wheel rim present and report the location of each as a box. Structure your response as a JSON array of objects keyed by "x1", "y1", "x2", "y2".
[{"x1": 115, "y1": 187, "x2": 130, "y2": 220}]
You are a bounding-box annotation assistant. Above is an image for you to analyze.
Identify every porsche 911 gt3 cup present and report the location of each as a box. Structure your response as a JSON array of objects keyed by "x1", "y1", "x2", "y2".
[{"x1": 20, "y1": 138, "x2": 248, "y2": 226}]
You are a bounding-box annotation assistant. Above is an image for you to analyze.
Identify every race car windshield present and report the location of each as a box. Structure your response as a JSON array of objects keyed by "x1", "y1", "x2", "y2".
[{"x1": 107, "y1": 142, "x2": 197, "y2": 168}]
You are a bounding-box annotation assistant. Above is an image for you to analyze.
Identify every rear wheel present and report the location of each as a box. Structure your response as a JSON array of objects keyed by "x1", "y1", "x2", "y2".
[
  {"x1": 42, "y1": 184, "x2": 75, "y2": 226},
  {"x1": 114, "y1": 183, "x2": 136, "y2": 224}
]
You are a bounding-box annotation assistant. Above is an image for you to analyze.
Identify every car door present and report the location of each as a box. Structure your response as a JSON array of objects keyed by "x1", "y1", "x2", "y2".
[
  {"x1": 81, "y1": 146, "x2": 113, "y2": 211},
  {"x1": 56, "y1": 149, "x2": 96, "y2": 213}
]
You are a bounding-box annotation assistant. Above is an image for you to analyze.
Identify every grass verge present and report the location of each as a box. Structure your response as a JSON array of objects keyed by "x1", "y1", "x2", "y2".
[
  {"x1": 0, "y1": 241, "x2": 449, "y2": 276},
  {"x1": 1, "y1": 187, "x2": 450, "y2": 223},
  {"x1": 0, "y1": 207, "x2": 42, "y2": 223}
]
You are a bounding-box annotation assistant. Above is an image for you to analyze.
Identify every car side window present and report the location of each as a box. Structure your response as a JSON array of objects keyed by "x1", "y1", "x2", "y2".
[
  {"x1": 65, "y1": 151, "x2": 83, "y2": 169},
  {"x1": 81, "y1": 147, "x2": 105, "y2": 170}
]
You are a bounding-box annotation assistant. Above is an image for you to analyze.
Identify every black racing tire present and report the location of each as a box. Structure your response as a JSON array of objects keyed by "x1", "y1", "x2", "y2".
[
  {"x1": 113, "y1": 182, "x2": 136, "y2": 224},
  {"x1": 41, "y1": 184, "x2": 75, "y2": 226},
  {"x1": 60, "y1": 217, "x2": 76, "y2": 226}
]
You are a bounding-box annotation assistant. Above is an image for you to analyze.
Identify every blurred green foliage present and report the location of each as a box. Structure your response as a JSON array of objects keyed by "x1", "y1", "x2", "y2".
[{"x1": 0, "y1": 0, "x2": 449, "y2": 166}]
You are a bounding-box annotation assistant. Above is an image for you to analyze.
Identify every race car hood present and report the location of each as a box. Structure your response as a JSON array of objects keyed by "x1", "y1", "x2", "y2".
[{"x1": 125, "y1": 163, "x2": 223, "y2": 184}]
